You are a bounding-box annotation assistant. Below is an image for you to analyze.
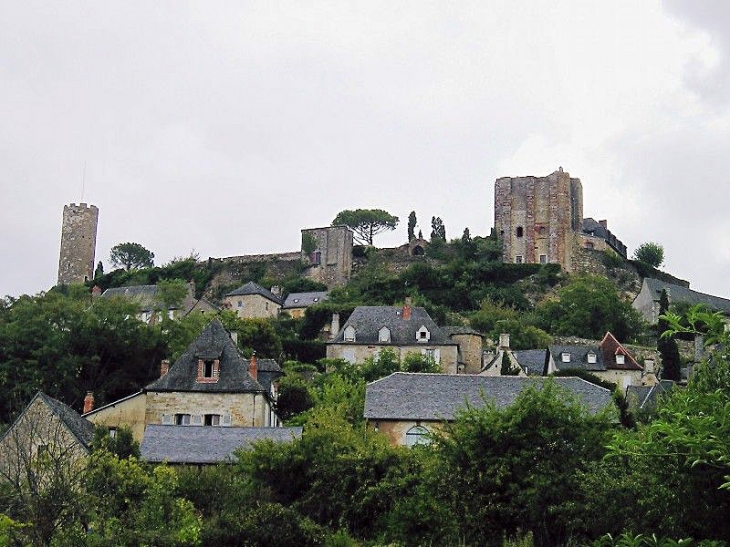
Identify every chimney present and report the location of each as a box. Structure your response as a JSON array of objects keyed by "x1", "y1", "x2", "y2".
[
  {"x1": 249, "y1": 352, "x2": 258, "y2": 382},
  {"x1": 91, "y1": 286, "x2": 102, "y2": 299},
  {"x1": 402, "y1": 297, "x2": 412, "y2": 320},
  {"x1": 83, "y1": 392, "x2": 95, "y2": 414},
  {"x1": 644, "y1": 358, "x2": 655, "y2": 374},
  {"x1": 330, "y1": 313, "x2": 340, "y2": 340},
  {"x1": 499, "y1": 333, "x2": 510, "y2": 350},
  {"x1": 160, "y1": 359, "x2": 170, "y2": 377},
  {"x1": 230, "y1": 331, "x2": 238, "y2": 346},
  {"x1": 270, "y1": 285, "x2": 282, "y2": 297},
  {"x1": 599, "y1": 220, "x2": 607, "y2": 229}
]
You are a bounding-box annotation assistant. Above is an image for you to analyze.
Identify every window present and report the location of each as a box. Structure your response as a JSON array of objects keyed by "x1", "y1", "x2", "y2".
[
  {"x1": 539, "y1": 226, "x2": 547, "y2": 236},
  {"x1": 167, "y1": 309, "x2": 175, "y2": 319},
  {"x1": 587, "y1": 353, "x2": 597, "y2": 364},
  {"x1": 293, "y1": 298, "x2": 299, "y2": 303},
  {"x1": 516, "y1": 226, "x2": 524, "y2": 237},
  {"x1": 175, "y1": 414, "x2": 191, "y2": 425},
  {"x1": 616, "y1": 354, "x2": 626, "y2": 365},
  {"x1": 378, "y1": 327, "x2": 391, "y2": 342},
  {"x1": 405, "y1": 426, "x2": 432, "y2": 447},
  {"x1": 312, "y1": 251, "x2": 322, "y2": 265},
  {"x1": 237, "y1": 300, "x2": 243, "y2": 308},
  {"x1": 561, "y1": 352, "x2": 571, "y2": 363},
  {"x1": 197, "y1": 358, "x2": 220, "y2": 383},
  {"x1": 585, "y1": 241, "x2": 595, "y2": 250},
  {"x1": 343, "y1": 348, "x2": 356, "y2": 363},
  {"x1": 539, "y1": 254, "x2": 547, "y2": 264},
  {"x1": 313, "y1": 297, "x2": 319, "y2": 302},
  {"x1": 204, "y1": 414, "x2": 221, "y2": 426},
  {"x1": 416, "y1": 326, "x2": 431, "y2": 342},
  {"x1": 344, "y1": 326, "x2": 356, "y2": 342},
  {"x1": 425, "y1": 349, "x2": 435, "y2": 361},
  {"x1": 265, "y1": 302, "x2": 269, "y2": 311},
  {"x1": 515, "y1": 255, "x2": 523, "y2": 264},
  {"x1": 203, "y1": 360, "x2": 214, "y2": 378},
  {"x1": 108, "y1": 427, "x2": 117, "y2": 439}
]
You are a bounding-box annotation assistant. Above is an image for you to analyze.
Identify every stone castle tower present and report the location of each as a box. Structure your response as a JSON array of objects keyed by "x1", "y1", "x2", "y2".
[
  {"x1": 301, "y1": 226, "x2": 353, "y2": 287},
  {"x1": 494, "y1": 169, "x2": 583, "y2": 271},
  {"x1": 57, "y1": 203, "x2": 99, "y2": 285}
]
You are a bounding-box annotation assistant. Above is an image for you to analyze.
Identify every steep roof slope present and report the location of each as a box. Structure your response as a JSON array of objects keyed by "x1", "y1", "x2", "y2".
[
  {"x1": 331, "y1": 306, "x2": 454, "y2": 345},
  {"x1": 225, "y1": 281, "x2": 282, "y2": 304}
]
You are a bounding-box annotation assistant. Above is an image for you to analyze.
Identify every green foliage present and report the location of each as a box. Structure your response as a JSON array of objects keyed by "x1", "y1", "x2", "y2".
[
  {"x1": 430, "y1": 216, "x2": 446, "y2": 241},
  {"x1": 277, "y1": 373, "x2": 315, "y2": 422},
  {"x1": 109, "y1": 242, "x2": 155, "y2": 271},
  {"x1": 588, "y1": 532, "x2": 724, "y2": 547},
  {"x1": 407, "y1": 211, "x2": 417, "y2": 241},
  {"x1": 534, "y1": 275, "x2": 645, "y2": 342},
  {"x1": 156, "y1": 278, "x2": 189, "y2": 309},
  {"x1": 332, "y1": 209, "x2": 399, "y2": 246},
  {"x1": 500, "y1": 352, "x2": 521, "y2": 375},
  {"x1": 91, "y1": 426, "x2": 140, "y2": 459},
  {"x1": 634, "y1": 242, "x2": 665, "y2": 268},
  {"x1": 93, "y1": 261, "x2": 104, "y2": 279},
  {"x1": 657, "y1": 290, "x2": 682, "y2": 381},
  {"x1": 602, "y1": 249, "x2": 625, "y2": 269},
  {"x1": 302, "y1": 232, "x2": 318, "y2": 256}
]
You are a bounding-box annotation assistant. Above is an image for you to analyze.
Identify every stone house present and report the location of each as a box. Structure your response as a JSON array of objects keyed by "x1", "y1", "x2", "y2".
[
  {"x1": 0, "y1": 392, "x2": 94, "y2": 485},
  {"x1": 440, "y1": 326, "x2": 484, "y2": 374},
  {"x1": 364, "y1": 372, "x2": 615, "y2": 446},
  {"x1": 99, "y1": 281, "x2": 218, "y2": 322},
  {"x1": 481, "y1": 334, "x2": 532, "y2": 377},
  {"x1": 545, "y1": 332, "x2": 654, "y2": 391},
  {"x1": 625, "y1": 380, "x2": 675, "y2": 414},
  {"x1": 84, "y1": 318, "x2": 283, "y2": 443},
  {"x1": 326, "y1": 303, "x2": 460, "y2": 374},
  {"x1": 281, "y1": 291, "x2": 329, "y2": 319},
  {"x1": 223, "y1": 281, "x2": 283, "y2": 319},
  {"x1": 632, "y1": 277, "x2": 730, "y2": 324},
  {"x1": 494, "y1": 168, "x2": 627, "y2": 271}
]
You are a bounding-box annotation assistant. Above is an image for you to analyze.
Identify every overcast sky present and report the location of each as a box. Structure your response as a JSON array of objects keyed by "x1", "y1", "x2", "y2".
[{"x1": 2, "y1": 1, "x2": 729, "y2": 299}]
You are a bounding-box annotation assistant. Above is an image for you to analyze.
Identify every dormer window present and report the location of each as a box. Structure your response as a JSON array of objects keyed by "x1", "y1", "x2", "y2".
[
  {"x1": 561, "y1": 352, "x2": 571, "y2": 363},
  {"x1": 616, "y1": 354, "x2": 626, "y2": 365},
  {"x1": 416, "y1": 326, "x2": 431, "y2": 343},
  {"x1": 378, "y1": 327, "x2": 391, "y2": 343},
  {"x1": 587, "y1": 353, "x2": 597, "y2": 364},
  {"x1": 344, "y1": 325, "x2": 356, "y2": 342},
  {"x1": 196, "y1": 358, "x2": 220, "y2": 383}
]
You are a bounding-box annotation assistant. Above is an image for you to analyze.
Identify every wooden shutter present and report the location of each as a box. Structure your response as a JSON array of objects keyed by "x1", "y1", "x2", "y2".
[
  {"x1": 192, "y1": 414, "x2": 203, "y2": 426},
  {"x1": 222, "y1": 413, "x2": 232, "y2": 426},
  {"x1": 161, "y1": 414, "x2": 172, "y2": 425}
]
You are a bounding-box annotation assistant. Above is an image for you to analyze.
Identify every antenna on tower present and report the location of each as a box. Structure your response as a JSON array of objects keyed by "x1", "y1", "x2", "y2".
[{"x1": 81, "y1": 161, "x2": 87, "y2": 202}]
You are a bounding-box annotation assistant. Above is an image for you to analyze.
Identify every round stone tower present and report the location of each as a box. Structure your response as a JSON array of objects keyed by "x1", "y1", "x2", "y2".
[{"x1": 57, "y1": 203, "x2": 99, "y2": 285}]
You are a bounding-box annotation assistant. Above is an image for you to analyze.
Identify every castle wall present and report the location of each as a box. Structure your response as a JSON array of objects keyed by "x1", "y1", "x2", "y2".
[
  {"x1": 301, "y1": 226, "x2": 353, "y2": 288},
  {"x1": 58, "y1": 203, "x2": 98, "y2": 285}
]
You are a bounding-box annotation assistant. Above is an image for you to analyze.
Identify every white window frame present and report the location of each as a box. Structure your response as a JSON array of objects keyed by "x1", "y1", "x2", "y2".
[
  {"x1": 344, "y1": 325, "x2": 356, "y2": 342},
  {"x1": 587, "y1": 353, "x2": 597, "y2": 364},
  {"x1": 515, "y1": 255, "x2": 523, "y2": 264},
  {"x1": 416, "y1": 326, "x2": 431, "y2": 343},
  {"x1": 561, "y1": 352, "x2": 571, "y2": 363},
  {"x1": 175, "y1": 413, "x2": 191, "y2": 426},
  {"x1": 616, "y1": 354, "x2": 626, "y2": 365},
  {"x1": 378, "y1": 327, "x2": 391, "y2": 343},
  {"x1": 405, "y1": 425, "x2": 432, "y2": 447}
]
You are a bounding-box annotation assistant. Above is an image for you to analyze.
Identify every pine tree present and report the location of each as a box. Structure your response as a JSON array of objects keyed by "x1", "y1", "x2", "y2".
[{"x1": 408, "y1": 211, "x2": 417, "y2": 242}]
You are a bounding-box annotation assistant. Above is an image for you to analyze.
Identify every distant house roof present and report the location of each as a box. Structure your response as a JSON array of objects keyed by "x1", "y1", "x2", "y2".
[
  {"x1": 145, "y1": 318, "x2": 267, "y2": 393},
  {"x1": 626, "y1": 380, "x2": 675, "y2": 411},
  {"x1": 441, "y1": 326, "x2": 483, "y2": 337},
  {"x1": 364, "y1": 373, "x2": 614, "y2": 421},
  {"x1": 582, "y1": 217, "x2": 627, "y2": 257},
  {"x1": 548, "y1": 332, "x2": 642, "y2": 373},
  {"x1": 330, "y1": 306, "x2": 455, "y2": 346},
  {"x1": 513, "y1": 349, "x2": 548, "y2": 375},
  {"x1": 140, "y1": 425, "x2": 302, "y2": 464},
  {"x1": 0, "y1": 392, "x2": 95, "y2": 451},
  {"x1": 642, "y1": 278, "x2": 730, "y2": 315},
  {"x1": 282, "y1": 291, "x2": 329, "y2": 309},
  {"x1": 225, "y1": 282, "x2": 283, "y2": 305},
  {"x1": 101, "y1": 283, "x2": 218, "y2": 315}
]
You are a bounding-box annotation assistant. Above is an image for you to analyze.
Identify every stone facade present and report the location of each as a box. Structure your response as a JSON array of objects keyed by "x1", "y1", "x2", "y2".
[
  {"x1": 57, "y1": 203, "x2": 98, "y2": 285},
  {"x1": 449, "y1": 332, "x2": 484, "y2": 374},
  {"x1": 327, "y1": 343, "x2": 459, "y2": 374},
  {"x1": 495, "y1": 169, "x2": 583, "y2": 271},
  {"x1": 84, "y1": 392, "x2": 147, "y2": 441},
  {"x1": 368, "y1": 419, "x2": 443, "y2": 447},
  {"x1": 301, "y1": 226, "x2": 353, "y2": 288},
  {"x1": 224, "y1": 293, "x2": 281, "y2": 319}
]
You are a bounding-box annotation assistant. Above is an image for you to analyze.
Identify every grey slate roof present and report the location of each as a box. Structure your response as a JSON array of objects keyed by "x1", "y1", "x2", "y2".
[
  {"x1": 331, "y1": 306, "x2": 455, "y2": 345},
  {"x1": 626, "y1": 380, "x2": 675, "y2": 411},
  {"x1": 364, "y1": 372, "x2": 614, "y2": 421},
  {"x1": 145, "y1": 318, "x2": 266, "y2": 393},
  {"x1": 225, "y1": 282, "x2": 283, "y2": 305},
  {"x1": 513, "y1": 349, "x2": 548, "y2": 375},
  {"x1": 548, "y1": 345, "x2": 606, "y2": 373},
  {"x1": 644, "y1": 278, "x2": 730, "y2": 315},
  {"x1": 582, "y1": 217, "x2": 627, "y2": 257},
  {"x1": 141, "y1": 425, "x2": 302, "y2": 464},
  {"x1": 282, "y1": 291, "x2": 329, "y2": 309},
  {"x1": 441, "y1": 326, "x2": 483, "y2": 337}
]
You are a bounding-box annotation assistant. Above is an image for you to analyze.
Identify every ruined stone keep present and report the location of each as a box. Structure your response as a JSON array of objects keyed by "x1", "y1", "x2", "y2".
[
  {"x1": 301, "y1": 225, "x2": 353, "y2": 287},
  {"x1": 57, "y1": 203, "x2": 98, "y2": 285},
  {"x1": 494, "y1": 169, "x2": 584, "y2": 271}
]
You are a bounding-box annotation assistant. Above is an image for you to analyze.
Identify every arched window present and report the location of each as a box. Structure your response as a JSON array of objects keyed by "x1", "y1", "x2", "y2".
[
  {"x1": 405, "y1": 425, "x2": 431, "y2": 447},
  {"x1": 539, "y1": 226, "x2": 547, "y2": 236},
  {"x1": 516, "y1": 226, "x2": 524, "y2": 237}
]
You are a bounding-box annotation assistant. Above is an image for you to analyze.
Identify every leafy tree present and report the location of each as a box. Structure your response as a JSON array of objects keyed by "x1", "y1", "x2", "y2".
[
  {"x1": 657, "y1": 289, "x2": 681, "y2": 381},
  {"x1": 331, "y1": 209, "x2": 399, "y2": 246},
  {"x1": 407, "y1": 211, "x2": 417, "y2": 241},
  {"x1": 110, "y1": 242, "x2": 155, "y2": 271},
  {"x1": 157, "y1": 278, "x2": 189, "y2": 310},
  {"x1": 430, "y1": 216, "x2": 446, "y2": 241},
  {"x1": 94, "y1": 260, "x2": 104, "y2": 279},
  {"x1": 633, "y1": 242, "x2": 665, "y2": 268},
  {"x1": 276, "y1": 374, "x2": 315, "y2": 422},
  {"x1": 301, "y1": 233, "x2": 317, "y2": 257},
  {"x1": 499, "y1": 352, "x2": 521, "y2": 375}
]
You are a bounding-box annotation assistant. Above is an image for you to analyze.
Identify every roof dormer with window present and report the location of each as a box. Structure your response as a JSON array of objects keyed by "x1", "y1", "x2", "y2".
[
  {"x1": 416, "y1": 325, "x2": 431, "y2": 343},
  {"x1": 378, "y1": 326, "x2": 391, "y2": 343},
  {"x1": 344, "y1": 325, "x2": 356, "y2": 342}
]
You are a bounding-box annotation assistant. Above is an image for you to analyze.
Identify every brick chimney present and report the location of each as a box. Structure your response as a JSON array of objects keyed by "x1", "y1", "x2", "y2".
[
  {"x1": 160, "y1": 359, "x2": 170, "y2": 377},
  {"x1": 91, "y1": 286, "x2": 102, "y2": 299},
  {"x1": 83, "y1": 392, "x2": 95, "y2": 414},
  {"x1": 330, "y1": 313, "x2": 340, "y2": 340},
  {"x1": 249, "y1": 352, "x2": 258, "y2": 382},
  {"x1": 403, "y1": 297, "x2": 412, "y2": 320}
]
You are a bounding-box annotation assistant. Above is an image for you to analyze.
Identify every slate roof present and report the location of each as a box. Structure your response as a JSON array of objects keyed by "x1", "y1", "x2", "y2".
[
  {"x1": 141, "y1": 425, "x2": 302, "y2": 464},
  {"x1": 225, "y1": 282, "x2": 283, "y2": 305},
  {"x1": 331, "y1": 306, "x2": 455, "y2": 345},
  {"x1": 364, "y1": 373, "x2": 614, "y2": 421},
  {"x1": 582, "y1": 217, "x2": 627, "y2": 257},
  {"x1": 548, "y1": 344, "x2": 605, "y2": 373},
  {"x1": 513, "y1": 349, "x2": 548, "y2": 375},
  {"x1": 626, "y1": 380, "x2": 675, "y2": 412},
  {"x1": 643, "y1": 278, "x2": 730, "y2": 315},
  {"x1": 441, "y1": 326, "x2": 483, "y2": 337},
  {"x1": 282, "y1": 291, "x2": 329, "y2": 309},
  {"x1": 145, "y1": 318, "x2": 266, "y2": 393}
]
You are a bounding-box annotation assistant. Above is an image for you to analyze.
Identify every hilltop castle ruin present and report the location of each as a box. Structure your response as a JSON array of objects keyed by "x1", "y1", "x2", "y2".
[{"x1": 57, "y1": 202, "x2": 98, "y2": 285}]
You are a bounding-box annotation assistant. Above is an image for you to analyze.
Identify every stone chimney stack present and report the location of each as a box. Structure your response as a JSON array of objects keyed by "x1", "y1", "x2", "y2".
[
  {"x1": 230, "y1": 331, "x2": 238, "y2": 346},
  {"x1": 499, "y1": 333, "x2": 510, "y2": 350},
  {"x1": 270, "y1": 285, "x2": 282, "y2": 298},
  {"x1": 83, "y1": 392, "x2": 95, "y2": 414},
  {"x1": 644, "y1": 358, "x2": 655, "y2": 374},
  {"x1": 330, "y1": 313, "x2": 340, "y2": 340},
  {"x1": 599, "y1": 219, "x2": 608, "y2": 229},
  {"x1": 402, "y1": 297, "x2": 412, "y2": 321},
  {"x1": 249, "y1": 352, "x2": 258, "y2": 382},
  {"x1": 160, "y1": 359, "x2": 170, "y2": 377}
]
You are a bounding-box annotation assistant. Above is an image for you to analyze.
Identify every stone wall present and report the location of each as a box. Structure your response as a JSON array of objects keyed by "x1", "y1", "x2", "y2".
[
  {"x1": 223, "y1": 293, "x2": 281, "y2": 319},
  {"x1": 451, "y1": 333, "x2": 484, "y2": 374},
  {"x1": 145, "y1": 391, "x2": 271, "y2": 428},
  {"x1": 57, "y1": 203, "x2": 98, "y2": 285},
  {"x1": 86, "y1": 392, "x2": 147, "y2": 442},
  {"x1": 301, "y1": 226, "x2": 353, "y2": 288}
]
